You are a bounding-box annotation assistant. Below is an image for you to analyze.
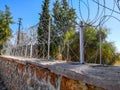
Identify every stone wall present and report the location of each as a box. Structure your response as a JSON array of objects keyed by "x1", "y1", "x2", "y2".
[{"x1": 0, "y1": 56, "x2": 109, "y2": 90}]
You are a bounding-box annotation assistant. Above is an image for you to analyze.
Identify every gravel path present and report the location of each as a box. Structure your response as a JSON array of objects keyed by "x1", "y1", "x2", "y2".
[{"x1": 0, "y1": 77, "x2": 7, "y2": 90}]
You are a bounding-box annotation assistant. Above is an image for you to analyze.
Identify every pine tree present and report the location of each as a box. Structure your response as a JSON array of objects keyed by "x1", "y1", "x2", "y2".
[
  {"x1": 0, "y1": 5, "x2": 14, "y2": 54},
  {"x1": 51, "y1": 0, "x2": 76, "y2": 59},
  {"x1": 37, "y1": 0, "x2": 50, "y2": 58},
  {"x1": 53, "y1": 0, "x2": 76, "y2": 35}
]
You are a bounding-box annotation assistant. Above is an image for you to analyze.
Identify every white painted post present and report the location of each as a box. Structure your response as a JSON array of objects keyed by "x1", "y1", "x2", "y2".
[
  {"x1": 30, "y1": 28, "x2": 34, "y2": 58},
  {"x1": 30, "y1": 43, "x2": 33, "y2": 58},
  {"x1": 79, "y1": 21, "x2": 84, "y2": 64},
  {"x1": 48, "y1": 17, "x2": 51, "y2": 60},
  {"x1": 25, "y1": 45, "x2": 27, "y2": 57}
]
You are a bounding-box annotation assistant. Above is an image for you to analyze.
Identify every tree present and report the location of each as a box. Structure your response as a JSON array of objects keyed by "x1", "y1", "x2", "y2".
[
  {"x1": 67, "y1": 24, "x2": 118, "y2": 65},
  {"x1": 37, "y1": 0, "x2": 50, "y2": 58},
  {"x1": 0, "y1": 5, "x2": 14, "y2": 54},
  {"x1": 53, "y1": 0, "x2": 76, "y2": 35},
  {"x1": 51, "y1": 0, "x2": 76, "y2": 59}
]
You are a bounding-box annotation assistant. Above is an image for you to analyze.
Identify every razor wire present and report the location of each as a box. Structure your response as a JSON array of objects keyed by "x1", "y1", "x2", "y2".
[
  {"x1": 77, "y1": 0, "x2": 120, "y2": 64},
  {"x1": 2, "y1": 0, "x2": 120, "y2": 63}
]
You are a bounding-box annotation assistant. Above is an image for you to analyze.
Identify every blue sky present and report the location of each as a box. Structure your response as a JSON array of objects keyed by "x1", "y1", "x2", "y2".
[
  {"x1": 0, "y1": 0, "x2": 43, "y2": 31},
  {"x1": 0, "y1": 0, "x2": 120, "y2": 52}
]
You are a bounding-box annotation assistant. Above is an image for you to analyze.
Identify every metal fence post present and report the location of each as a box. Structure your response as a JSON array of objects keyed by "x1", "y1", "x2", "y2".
[
  {"x1": 79, "y1": 21, "x2": 84, "y2": 64},
  {"x1": 48, "y1": 17, "x2": 51, "y2": 60}
]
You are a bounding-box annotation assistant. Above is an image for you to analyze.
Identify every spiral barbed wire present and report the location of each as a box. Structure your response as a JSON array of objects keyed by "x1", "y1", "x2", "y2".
[{"x1": 2, "y1": 0, "x2": 120, "y2": 63}]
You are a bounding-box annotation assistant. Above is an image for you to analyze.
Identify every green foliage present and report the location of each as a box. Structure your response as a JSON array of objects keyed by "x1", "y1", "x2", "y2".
[
  {"x1": 38, "y1": 0, "x2": 50, "y2": 37},
  {"x1": 52, "y1": 0, "x2": 76, "y2": 35},
  {"x1": 37, "y1": 0, "x2": 50, "y2": 57},
  {"x1": 50, "y1": 0, "x2": 76, "y2": 58},
  {"x1": 99, "y1": 42, "x2": 119, "y2": 65},
  {"x1": 0, "y1": 5, "x2": 13, "y2": 54},
  {"x1": 37, "y1": 0, "x2": 118, "y2": 65},
  {"x1": 68, "y1": 25, "x2": 118, "y2": 65}
]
